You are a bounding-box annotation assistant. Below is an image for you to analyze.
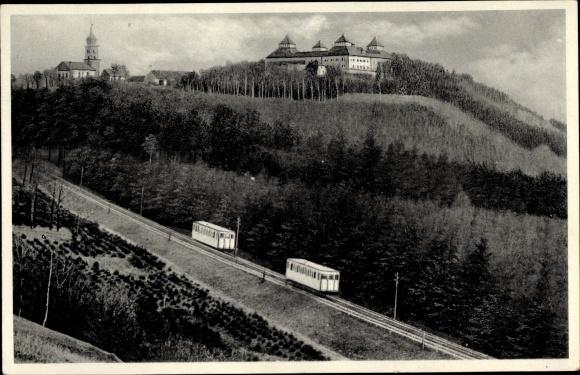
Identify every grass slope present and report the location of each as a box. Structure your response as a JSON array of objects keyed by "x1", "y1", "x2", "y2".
[
  {"x1": 152, "y1": 89, "x2": 565, "y2": 176},
  {"x1": 13, "y1": 316, "x2": 121, "y2": 363}
]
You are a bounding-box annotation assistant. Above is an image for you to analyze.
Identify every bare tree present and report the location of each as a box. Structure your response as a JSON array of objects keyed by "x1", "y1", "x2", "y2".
[
  {"x1": 13, "y1": 235, "x2": 33, "y2": 317},
  {"x1": 55, "y1": 184, "x2": 64, "y2": 231},
  {"x1": 42, "y1": 244, "x2": 54, "y2": 327}
]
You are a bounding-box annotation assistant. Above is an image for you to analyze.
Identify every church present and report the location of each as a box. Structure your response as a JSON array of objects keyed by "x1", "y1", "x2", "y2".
[
  {"x1": 265, "y1": 34, "x2": 392, "y2": 76},
  {"x1": 56, "y1": 24, "x2": 101, "y2": 80}
]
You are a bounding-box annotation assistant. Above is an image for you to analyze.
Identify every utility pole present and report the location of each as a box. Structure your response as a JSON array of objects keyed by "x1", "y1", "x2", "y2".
[
  {"x1": 139, "y1": 186, "x2": 145, "y2": 216},
  {"x1": 235, "y1": 217, "x2": 241, "y2": 259},
  {"x1": 393, "y1": 272, "x2": 399, "y2": 320},
  {"x1": 80, "y1": 166, "x2": 84, "y2": 187}
]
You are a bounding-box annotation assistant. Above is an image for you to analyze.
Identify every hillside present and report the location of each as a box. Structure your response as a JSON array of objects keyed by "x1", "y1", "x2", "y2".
[
  {"x1": 14, "y1": 316, "x2": 121, "y2": 363},
  {"x1": 457, "y1": 78, "x2": 564, "y2": 133},
  {"x1": 10, "y1": 70, "x2": 567, "y2": 359},
  {"x1": 143, "y1": 88, "x2": 565, "y2": 177},
  {"x1": 158, "y1": 53, "x2": 567, "y2": 175}
]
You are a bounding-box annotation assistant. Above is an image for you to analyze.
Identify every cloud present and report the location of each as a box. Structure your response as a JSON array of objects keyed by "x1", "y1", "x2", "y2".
[
  {"x1": 468, "y1": 35, "x2": 566, "y2": 121},
  {"x1": 351, "y1": 15, "x2": 478, "y2": 47},
  {"x1": 11, "y1": 14, "x2": 331, "y2": 75}
]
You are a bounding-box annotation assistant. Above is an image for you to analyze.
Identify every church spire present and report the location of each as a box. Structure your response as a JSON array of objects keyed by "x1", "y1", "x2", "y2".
[
  {"x1": 84, "y1": 24, "x2": 100, "y2": 76},
  {"x1": 86, "y1": 24, "x2": 97, "y2": 45}
]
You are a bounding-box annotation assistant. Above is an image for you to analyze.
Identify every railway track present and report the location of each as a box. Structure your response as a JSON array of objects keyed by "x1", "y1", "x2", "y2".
[{"x1": 40, "y1": 172, "x2": 493, "y2": 360}]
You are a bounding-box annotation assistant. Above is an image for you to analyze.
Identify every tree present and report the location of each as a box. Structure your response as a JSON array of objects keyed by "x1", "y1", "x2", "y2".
[
  {"x1": 110, "y1": 64, "x2": 129, "y2": 80},
  {"x1": 142, "y1": 134, "x2": 158, "y2": 166},
  {"x1": 33, "y1": 71, "x2": 43, "y2": 89}
]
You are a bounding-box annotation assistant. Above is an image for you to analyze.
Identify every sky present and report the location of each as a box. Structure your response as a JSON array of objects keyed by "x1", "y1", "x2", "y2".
[{"x1": 10, "y1": 10, "x2": 567, "y2": 121}]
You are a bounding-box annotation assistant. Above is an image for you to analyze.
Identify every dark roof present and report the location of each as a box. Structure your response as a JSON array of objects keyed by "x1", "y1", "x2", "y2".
[
  {"x1": 280, "y1": 34, "x2": 295, "y2": 45},
  {"x1": 56, "y1": 61, "x2": 96, "y2": 71},
  {"x1": 367, "y1": 36, "x2": 383, "y2": 47},
  {"x1": 312, "y1": 40, "x2": 327, "y2": 49},
  {"x1": 335, "y1": 34, "x2": 350, "y2": 43},
  {"x1": 147, "y1": 70, "x2": 189, "y2": 80},
  {"x1": 127, "y1": 75, "x2": 145, "y2": 82},
  {"x1": 267, "y1": 45, "x2": 393, "y2": 60},
  {"x1": 266, "y1": 47, "x2": 299, "y2": 58}
]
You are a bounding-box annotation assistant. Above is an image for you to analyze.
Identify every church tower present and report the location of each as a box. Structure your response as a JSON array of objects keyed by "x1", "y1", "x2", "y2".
[{"x1": 84, "y1": 24, "x2": 101, "y2": 76}]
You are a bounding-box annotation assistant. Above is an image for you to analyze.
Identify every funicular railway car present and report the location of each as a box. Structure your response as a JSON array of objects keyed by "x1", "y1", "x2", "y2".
[
  {"x1": 285, "y1": 258, "x2": 340, "y2": 292},
  {"x1": 192, "y1": 221, "x2": 236, "y2": 250}
]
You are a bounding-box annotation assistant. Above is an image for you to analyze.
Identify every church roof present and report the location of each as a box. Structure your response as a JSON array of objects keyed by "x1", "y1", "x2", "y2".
[
  {"x1": 312, "y1": 40, "x2": 327, "y2": 49},
  {"x1": 367, "y1": 36, "x2": 383, "y2": 47},
  {"x1": 56, "y1": 61, "x2": 96, "y2": 71},
  {"x1": 280, "y1": 34, "x2": 295, "y2": 45}
]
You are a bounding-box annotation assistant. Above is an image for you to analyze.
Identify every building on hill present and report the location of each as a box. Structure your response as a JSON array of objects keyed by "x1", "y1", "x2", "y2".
[
  {"x1": 145, "y1": 70, "x2": 189, "y2": 86},
  {"x1": 265, "y1": 34, "x2": 392, "y2": 76},
  {"x1": 101, "y1": 65, "x2": 129, "y2": 81},
  {"x1": 56, "y1": 24, "x2": 101, "y2": 80}
]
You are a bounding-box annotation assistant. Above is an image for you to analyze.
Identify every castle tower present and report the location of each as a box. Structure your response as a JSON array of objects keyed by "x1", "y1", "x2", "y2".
[
  {"x1": 312, "y1": 40, "x2": 328, "y2": 52},
  {"x1": 278, "y1": 34, "x2": 296, "y2": 49},
  {"x1": 367, "y1": 36, "x2": 384, "y2": 52},
  {"x1": 84, "y1": 24, "x2": 101, "y2": 76},
  {"x1": 334, "y1": 34, "x2": 353, "y2": 47}
]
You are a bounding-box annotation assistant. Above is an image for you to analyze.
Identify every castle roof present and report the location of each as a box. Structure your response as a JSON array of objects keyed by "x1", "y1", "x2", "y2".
[
  {"x1": 280, "y1": 34, "x2": 295, "y2": 45},
  {"x1": 335, "y1": 34, "x2": 351, "y2": 43},
  {"x1": 367, "y1": 36, "x2": 383, "y2": 47},
  {"x1": 266, "y1": 47, "x2": 299, "y2": 58},
  {"x1": 313, "y1": 40, "x2": 327, "y2": 49},
  {"x1": 56, "y1": 61, "x2": 96, "y2": 71},
  {"x1": 267, "y1": 45, "x2": 393, "y2": 60}
]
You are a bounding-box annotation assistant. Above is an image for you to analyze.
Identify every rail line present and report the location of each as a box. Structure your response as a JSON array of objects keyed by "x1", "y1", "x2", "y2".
[{"x1": 41, "y1": 172, "x2": 493, "y2": 360}]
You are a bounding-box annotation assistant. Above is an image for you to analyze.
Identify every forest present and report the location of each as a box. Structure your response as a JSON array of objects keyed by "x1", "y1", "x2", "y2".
[{"x1": 11, "y1": 78, "x2": 568, "y2": 359}]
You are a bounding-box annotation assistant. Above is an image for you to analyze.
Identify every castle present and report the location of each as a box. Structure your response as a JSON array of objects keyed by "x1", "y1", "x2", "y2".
[
  {"x1": 265, "y1": 34, "x2": 392, "y2": 76},
  {"x1": 56, "y1": 24, "x2": 101, "y2": 80}
]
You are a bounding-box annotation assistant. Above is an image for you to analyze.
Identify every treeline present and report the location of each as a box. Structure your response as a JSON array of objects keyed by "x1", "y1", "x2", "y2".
[
  {"x1": 54, "y1": 150, "x2": 567, "y2": 359},
  {"x1": 12, "y1": 82, "x2": 566, "y2": 218}
]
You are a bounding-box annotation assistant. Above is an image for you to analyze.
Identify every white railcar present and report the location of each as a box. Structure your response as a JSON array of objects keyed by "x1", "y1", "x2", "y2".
[
  {"x1": 192, "y1": 221, "x2": 236, "y2": 250},
  {"x1": 285, "y1": 258, "x2": 340, "y2": 293}
]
